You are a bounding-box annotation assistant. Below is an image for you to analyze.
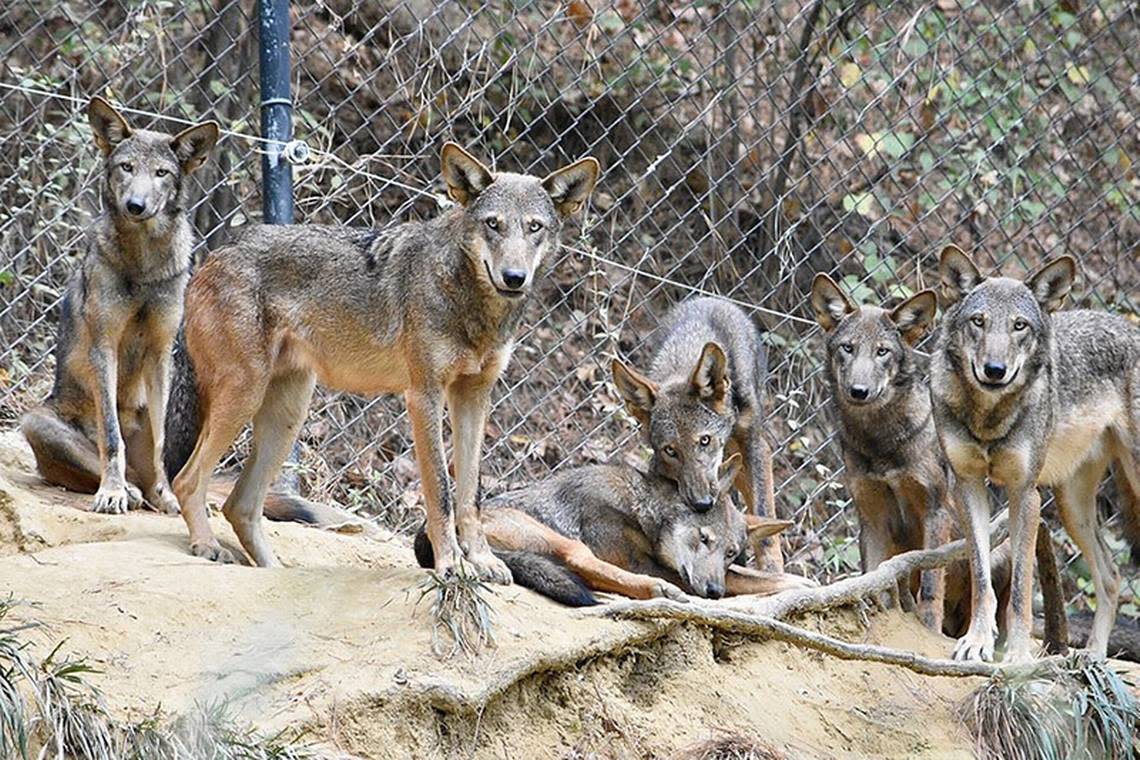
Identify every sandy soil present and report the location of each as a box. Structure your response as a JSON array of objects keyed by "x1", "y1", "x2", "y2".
[{"x1": 0, "y1": 430, "x2": 984, "y2": 759}]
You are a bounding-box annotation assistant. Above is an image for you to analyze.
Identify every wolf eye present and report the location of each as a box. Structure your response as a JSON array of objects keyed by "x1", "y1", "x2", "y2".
[
  {"x1": 699, "y1": 434, "x2": 711, "y2": 447},
  {"x1": 155, "y1": 168, "x2": 170, "y2": 178},
  {"x1": 484, "y1": 218, "x2": 499, "y2": 231},
  {"x1": 119, "y1": 162, "x2": 134, "y2": 173},
  {"x1": 527, "y1": 220, "x2": 544, "y2": 233},
  {"x1": 1013, "y1": 318, "x2": 1029, "y2": 331},
  {"x1": 699, "y1": 532, "x2": 711, "y2": 545},
  {"x1": 726, "y1": 546, "x2": 738, "y2": 559},
  {"x1": 840, "y1": 343, "x2": 854, "y2": 354},
  {"x1": 971, "y1": 314, "x2": 985, "y2": 328},
  {"x1": 876, "y1": 347, "x2": 890, "y2": 357},
  {"x1": 664, "y1": 445, "x2": 678, "y2": 458}
]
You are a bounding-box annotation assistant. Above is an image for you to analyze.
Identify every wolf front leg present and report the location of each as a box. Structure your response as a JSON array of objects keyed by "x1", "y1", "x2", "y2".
[
  {"x1": 917, "y1": 483, "x2": 952, "y2": 632},
  {"x1": 1004, "y1": 482, "x2": 1044, "y2": 663},
  {"x1": 407, "y1": 384, "x2": 464, "y2": 578},
  {"x1": 735, "y1": 427, "x2": 784, "y2": 573},
  {"x1": 88, "y1": 335, "x2": 138, "y2": 514},
  {"x1": 447, "y1": 370, "x2": 512, "y2": 584},
  {"x1": 141, "y1": 344, "x2": 182, "y2": 514},
  {"x1": 952, "y1": 476, "x2": 998, "y2": 662}
]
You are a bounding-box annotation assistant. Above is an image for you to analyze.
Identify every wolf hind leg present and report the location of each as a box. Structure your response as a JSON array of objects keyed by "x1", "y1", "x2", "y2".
[
  {"x1": 223, "y1": 370, "x2": 316, "y2": 568},
  {"x1": 732, "y1": 427, "x2": 784, "y2": 573},
  {"x1": 1056, "y1": 454, "x2": 1118, "y2": 658},
  {"x1": 21, "y1": 407, "x2": 142, "y2": 507}
]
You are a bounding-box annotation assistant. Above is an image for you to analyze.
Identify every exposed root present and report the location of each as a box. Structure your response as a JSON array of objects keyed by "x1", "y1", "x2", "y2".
[{"x1": 590, "y1": 599, "x2": 1064, "y2": 679}]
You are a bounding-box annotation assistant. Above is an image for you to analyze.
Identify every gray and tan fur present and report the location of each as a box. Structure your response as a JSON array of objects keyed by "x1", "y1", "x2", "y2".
[
  {"x1": 414, "y1": 454, "x2": 815, "y2": 605},
  {"x1": 21, "y1": 97, "x2": 218, "y2": 516},
  {"x1": 171, "y1": 143, "x2": 599, "y2": 579},
  {"x1": 612, "y1": 297, "x2": 784, "y2": 573},
  {"x1": 932, "y1": 245, "x2": 1140, "y2": 662},
  {"x1": 811, "y1": 275, "x2": 951, "y2": 631}
]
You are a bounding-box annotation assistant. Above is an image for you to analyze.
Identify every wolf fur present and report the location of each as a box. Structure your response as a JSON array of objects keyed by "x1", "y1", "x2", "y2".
[
  {"x1": 612, "y1": 297, "x2": 784, "y2": 573},
  {"x1": 932, "y1": 246, "x2": 1140, "y2": 662},
  {"x1": 21, "y1": 97, "x2": 218, "y2": 516},
  {"x1": 811, "y1": 275, "x2": 952, "y2": 630},
  {"x1": 414, "y1": 453, "x2": 815, "y2": 605},
  {"x1": 170, "y1": 143, "x2": 599, "y2": 575}
]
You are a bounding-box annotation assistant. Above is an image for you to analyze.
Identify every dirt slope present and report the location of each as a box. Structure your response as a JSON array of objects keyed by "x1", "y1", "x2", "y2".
[{"x1": 0, "y1": 430, "x2": 981, "y2": 759}]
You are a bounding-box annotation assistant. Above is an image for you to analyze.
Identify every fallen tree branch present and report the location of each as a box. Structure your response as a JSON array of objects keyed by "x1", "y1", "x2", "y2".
[
  {"x1": 756, "y1": 510, "x2": 1008, "y2": 620},
  {"x1": 589, "y1": 598, "x2": 1065, "y2": 680}
]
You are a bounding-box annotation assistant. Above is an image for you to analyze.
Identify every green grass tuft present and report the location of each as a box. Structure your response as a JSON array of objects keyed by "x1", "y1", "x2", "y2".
[{"x1": 967, "y1": 652, "x2": 1140, "y2": 760}]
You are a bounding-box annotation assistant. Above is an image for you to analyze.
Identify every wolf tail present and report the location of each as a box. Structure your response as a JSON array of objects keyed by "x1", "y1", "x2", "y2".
[
  {"x1": 162, "y1": 329, "x2": 200, "y2": 482},
  {"x1": 413, "y1": 529, "x2": 598, "y2": 607}
]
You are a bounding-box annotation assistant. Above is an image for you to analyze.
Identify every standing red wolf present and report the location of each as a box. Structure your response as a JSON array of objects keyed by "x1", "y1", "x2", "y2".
[{"x1": 172, "y1": 144, "x2": 598, "y2": 579}]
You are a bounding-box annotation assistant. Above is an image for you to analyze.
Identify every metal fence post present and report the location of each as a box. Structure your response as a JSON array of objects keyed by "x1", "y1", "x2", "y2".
[
  {"x1": 258, "y1": 0, "x2": 293, "y2": 225},
  {"x1": 258, "y1": 0, "x2": 301, "y2": 491}
]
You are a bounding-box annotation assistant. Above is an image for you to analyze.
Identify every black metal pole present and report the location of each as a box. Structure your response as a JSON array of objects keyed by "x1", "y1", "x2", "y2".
[
  {"x1": 258, "y1": 0, "x2": 301, "y2": 493},
  {"x1": 258, "y1": 0, "x2": 293, "y2": 224}
]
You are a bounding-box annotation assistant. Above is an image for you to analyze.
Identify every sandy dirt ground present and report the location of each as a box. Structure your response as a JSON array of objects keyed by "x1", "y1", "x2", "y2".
[{"x1": 0, "y1": 429, "x2": 988, "y2": 759}]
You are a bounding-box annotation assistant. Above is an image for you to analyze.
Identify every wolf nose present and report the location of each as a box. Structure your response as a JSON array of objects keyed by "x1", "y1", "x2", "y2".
[
  {"x1": 705, "y1": 581, "x2": 725, "y2": 600},
  {"x1": 983, "y1": 361, "x2": 1007, "y2": 380},
  {"x1": 125, "y1": 198, "x2": 147, "y2": 216},
  {"x1": 849, "y1": 384, "x2": 870, "y2": 400},
  {"x1": 692, "y1": 496, "x2": 714, "y2": 513},
  {"x1": 501, "y1": 268, "x2": 527, "y2": 290}
]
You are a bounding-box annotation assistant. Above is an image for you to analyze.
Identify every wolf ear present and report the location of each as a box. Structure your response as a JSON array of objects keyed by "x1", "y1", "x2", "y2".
[
  {"x1": 542, "y1": 157, "x2": 600, "y2": 217},
  {"x1": 810, "y1": 273, "x2": 857, "y2": 332},
  {"x1": 170, "y1": 121, "x2": 220, "y2": 174},
  {"x1": 889, "y1": 290, "x2": 938, "y2": 345},
  {"x1": 441, "y1": 142, "x2": 494, "y2": 206},
  {"x1": 717, "y1": 453, "x2": 743, "y2": 493},
  {"x1": 1026, "y1": 256, "x2": 1076, "y2": 313},
  {"x1": 89, "y1": 97, "x2": 132, "y2": 156},
  {"x1": 612, "y1": 359, "x2": 658, "y2": 427},
  {"x1": 689, "y1": 342, "x2": 730, "y2": 411},
  {"x1": 744, "y1": 514, "x2": 795, "y2": 539},
  {"x1": 938, "y1": 245, "x2": 983, "y2": 306}
]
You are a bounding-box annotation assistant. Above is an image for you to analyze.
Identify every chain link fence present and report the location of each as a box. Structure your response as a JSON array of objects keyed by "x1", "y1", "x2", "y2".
[{"x1": 1, "y1": 0, "x2": 1137, "y2": 615}]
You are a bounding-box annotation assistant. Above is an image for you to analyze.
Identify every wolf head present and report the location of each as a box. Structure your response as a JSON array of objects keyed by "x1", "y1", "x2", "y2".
[
  {"x1": 440, "y1": 143, "x2": 599, "y2": 300},
  {"x1": 612, "y1": 342, "x2": 735, "y2": 513},
  {"x1": 938, "y1": 245, "x2": 1075, "y2": 394},
  {"x1": 89, "y1": 97, "x2": 219, "y2": 230},
  {"x1": 655, "y1": 455, "x2": 740, "y2": 598},
  {"x1": 811, "y1": 273, "x2": 937, "y2": 409}
]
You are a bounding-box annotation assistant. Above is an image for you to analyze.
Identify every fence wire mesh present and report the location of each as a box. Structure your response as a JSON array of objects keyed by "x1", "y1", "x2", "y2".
[{"x1": 1, "y1": 0, "x2": 1137, "y2": 616}]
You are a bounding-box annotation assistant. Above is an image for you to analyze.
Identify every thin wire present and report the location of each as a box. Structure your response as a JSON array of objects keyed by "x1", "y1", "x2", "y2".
[
  {"x1": 565, "y1": 244, "x2": 820, "y2": 327},
  {"x1": 1, "y1": 78, "x2": 821, "y2": 330},
  {"x1": 0, "y1": 79, "x2": 452, "y2": 208}
]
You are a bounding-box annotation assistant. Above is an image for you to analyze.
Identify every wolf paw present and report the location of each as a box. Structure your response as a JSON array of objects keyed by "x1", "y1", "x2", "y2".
[
  {"x1": 92, "y1": 485, "x2": 131, "y2": 515},
  {"x1": 465, "y1": 550, "x2": 513, "y2": 585},
  {"x1": 653, "y1": 580, "x2": 689, "y2": 602},
  {"x1": 145, "y1": 483, "x2": 181, "y2": 515},
  {"x1": 190, "y1": 540, "x2": 236, "y2": 564},
  {"x1": 953, "y1": 626, "x2": 997, "y2": 662},
  {"x1": 125, "y1": 483, "x2": 144, "y2": 509}
]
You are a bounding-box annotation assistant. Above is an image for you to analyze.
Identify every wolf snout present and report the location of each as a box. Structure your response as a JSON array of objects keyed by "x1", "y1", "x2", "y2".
[
  {"x1": 982, "y1": 361, "x2": 1007, "y2": 381},
  {"x1": 500, "y1": 268, "x2": 527, "y2": 290},
  {"x1": 703, "y1": 580, "x2": 725, "y2": 599},
  {"x1": 848, "y1": 384, "x2": 871, "y2": 401},
  {"x1": 125, "y1": 197, "x2": 148, "y2": 217},
  {"x1": 691, "y1": 495, "x2": 715, "y2": 513}
]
